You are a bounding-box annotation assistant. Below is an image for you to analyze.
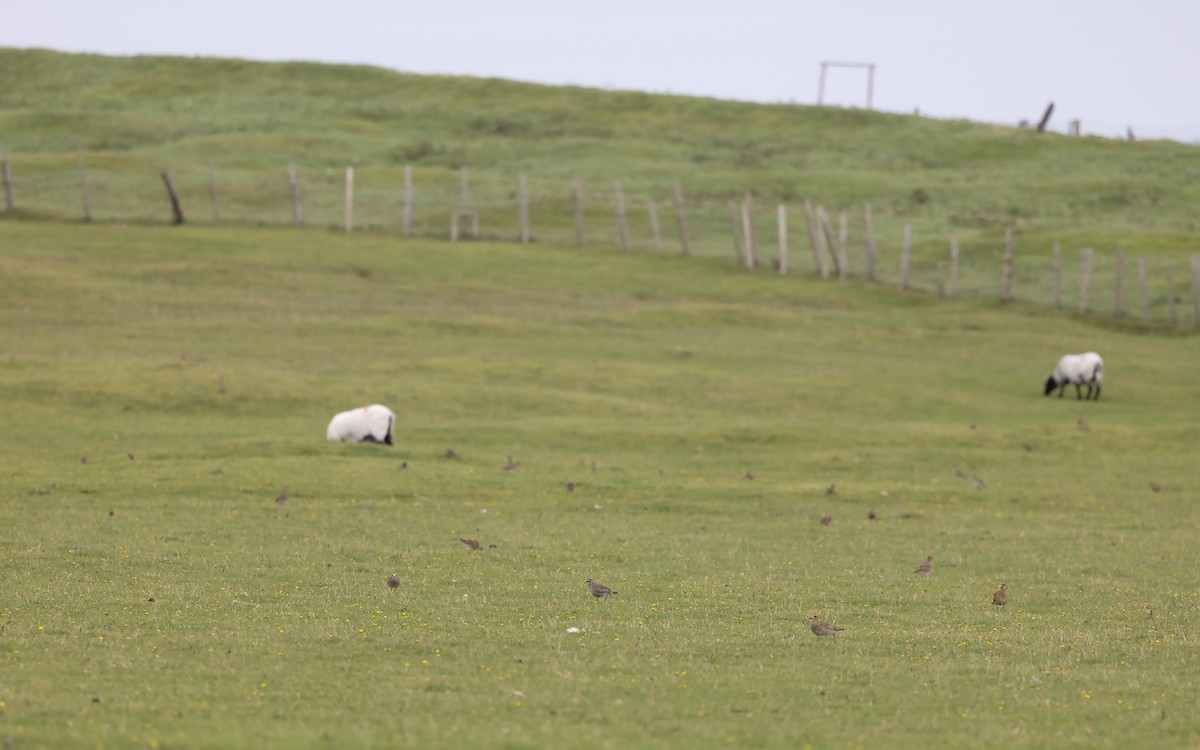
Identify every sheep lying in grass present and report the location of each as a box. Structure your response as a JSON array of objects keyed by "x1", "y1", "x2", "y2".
[
  {"x1": 326, "y1": 404, "x2": 395, "y2": 445},
  {"x1": 1044, "y1": 352, "x2": 1104, "y2": 400}
]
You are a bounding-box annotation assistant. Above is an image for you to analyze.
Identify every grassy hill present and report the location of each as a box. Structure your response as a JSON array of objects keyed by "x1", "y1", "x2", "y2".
[
  {"x1": 2, "y1": 49, "x2": 1200, "y2": 748},
  {"x1": 2, "y1": 220, "x2": 1199, "y2": 748},
  {"x1": 1, "y1": 48, "x2": 1198, "y2": 314}
]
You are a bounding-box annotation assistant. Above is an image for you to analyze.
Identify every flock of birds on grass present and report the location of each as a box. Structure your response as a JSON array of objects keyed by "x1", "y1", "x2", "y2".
[
  {"x1": 367, "y1": 447, "x2": 1015, "y2": 642},
  {"x1": 308, "y1": 352, "x2": 1115, "y2": 640}
]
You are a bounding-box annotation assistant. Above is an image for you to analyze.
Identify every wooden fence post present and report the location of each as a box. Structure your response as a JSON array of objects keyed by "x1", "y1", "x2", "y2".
[
  {"x1": 1166, "y1": 266, "x2": 1177, "y2": 325},
  {"x1": 803, "y1": 200, "x2": 827, "y2": 278},
  {"x1": 1052, "y1": 242, "x2": 1062, "y2": 308},
  {"x1": 777, "y1": 204, "x2": 788, "y2": 275},
  {"x1": 819, "y1": 207, "x2": 841, "y2": 278},
  {"x1": 950, "y1": 233, "x2": 960, "y2": 297},
  {"x1": 207, "y1": 158, "x2": 220, "y2": 222},
  {"x1": 160, "y1": 170, "x2": 184, "y2": 225},
  {"x1": 78, "y1": 151, "x2": 91, "y2": 222},
  {"x1": 1079, "y1": 248, "x2": 1093, "y2": 316},
  {"x1": 613, "y1": 180, "x2": 630, "y2": 251},
  {"x1": 573, "y1": 174, "x2": 584, "y2": 246},
  {"x1": 899, "y1": 223, "x2": 912, "y2": 289},
  {"x1": 672, "y1": 181, "x2": 690, "y2": 256},
  {"x1": 1191, "y1": 256, "x2": 1200, "y2": 326},
  {"x1": 1137, "y1": 256, "x2": 1149, "y2": 321},
  {"x1": 452, "y1": 166, "x2": 477, "y2": 240},
  {"x1": 741, "y1": 192, "x2": 757, "y2": 269},
  {"x1": 1114, "y1": 248, "x2": 1125, "y2": 315},
  {"x1": 1002, "y1": 227, "x2": 1013, "y2": 301},
  {"x1": 647, "y1": 200, "x2": 663, "y2": 252},
  {"x1": 727, "y1": 199, "x2": 743, "y2": 264},
  {"x1": 518, "y1": 172, "x2": 530, "y2": 243},
  {"x1": 837, "y1": 211, "x2": 848, "y2": 280},
  {"x1": 344, "y1": 166, "x2": 354, "y2": 234},
  {"x1": 402, "y1": 164, "x2": 413, "y2": 237},
  {"x1": 288, "y1": 161, "x2": 302, "y2": 227},
  {"x1": 863, "y1": 203, "x2": 876, "y2": 282},
  {"x1": 1, "y1": 144, "x2": 13, "y2": 213}
]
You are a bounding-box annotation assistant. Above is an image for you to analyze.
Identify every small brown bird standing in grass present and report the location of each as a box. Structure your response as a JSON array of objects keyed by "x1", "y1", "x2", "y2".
[
  {"x1": 954, "y1": 466, "x2": 966, "y2": 478},
  {"x1": 826, "y1": 483, "x2": 836, "y2": 495},
  {"x1": 586, "y1": 579, "x2": 616, "y2": 599},
  {"x1": 504, "y1": 455, "x2": 521, "y2": 472},
  {"x1": 459, "y1": 538, "x2": 481, "y2": 550},
  {"x1": 972, "y1": 474, "x2": 986, "y2": 490},
  {"x1": 809, "y1": 614, "x2": 844, "y2": 638},
  {"x1": 386, "y1": 574, "x2": 400, "y2": 589},
  {"x1": 445, "y1": 448, "x2": 459, "y2": 459},
  {"x1": 1149, "y1": 481, "x2": 1163, "y2": 493},
  {"x1": 915, "y1": 555, "x2": 934, "y2": 575},
  {"x1": 868, "y1": 510, "x2": 878, "y2": 520},
  {"x1": 820, "y1": 516, "x2": 832, "y2": 526},
  {"x1": 992, "y1": 583, "x2": 1007, "y2": 606},
  {"x1": 566, "y1": 482, "x2": 575, "y2": 493},
  {"x1": 275, "y1": 489, "x2": 288, "y2": 504},
  {"x1": 744, "y1": 470, "x2": 755, "y2": 480}
]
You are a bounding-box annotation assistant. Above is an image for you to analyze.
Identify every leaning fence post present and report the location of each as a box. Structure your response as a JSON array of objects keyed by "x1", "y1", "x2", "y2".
[
  {"x1": 160, "y1": 170, "x2": 184, "y2": 225},
  {"x1": 863, "y1": 203, "x2": 876, "y2": 282},
  {"x1": 1137, "y1": 256, "x2": 1149, "y2": 322},
  {"x1": 727, "y1": 199, "x2": 743, "y2": 264},
  {"x1": 1, "y1": 144, "x2": 13, "y2": 213},
  {"x1": 803, "y1": 200, "x2": 827, "y2": 278},
  {"x1": 950, "y1": 234, "x2": 960, "y2": 297},
  {"x1": 1079, "y1": 248, "x2": 1093, "y2": 316},
  {"x1": 819, "y1": 207, "x2": 841, "y2": 278},
  {"x1": 613, "y1": 180, "x2": 630, "y2": 251},
  {"x1": 1052, "y1": 242, "x2": 1062, "y2": 308},
  {"x1": 1002, "y1": 227, "x2": 1013, "y2": 301},
  {"x1": 777, "y1": 204, "x2": 788, "y2": 275},
  {"x1": 672, "y1": 181, "x2": 690, "y2": 256},
  {"x1": 741, "y1": 192, "x2": 757, "y2": 269},
  {"x1": 899, "y1": 223, "x2": 912, "y2": 290},
  {"x1": 647, "y1": 200, "x2": 663, "y2": 252}
]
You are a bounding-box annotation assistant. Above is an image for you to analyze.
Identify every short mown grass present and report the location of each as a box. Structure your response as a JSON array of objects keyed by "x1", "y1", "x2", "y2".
[{"x1": 1, "y1": 220, "x2": 1198, "y2": 748}]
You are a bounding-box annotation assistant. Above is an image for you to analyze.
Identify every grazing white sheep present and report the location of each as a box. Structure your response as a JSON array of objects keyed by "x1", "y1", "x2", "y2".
[
  {"x1": 1044, "y1": 352, "x2": 1104, "y2": 400},
  {"x1": 326, "y1": 404, "x2": 396, "y2": 445}
]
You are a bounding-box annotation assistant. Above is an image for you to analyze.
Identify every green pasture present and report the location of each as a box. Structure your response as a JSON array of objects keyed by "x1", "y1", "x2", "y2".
[
  {"x1": 2, "y1": 48, "x2": 1199, "y2": 320},
  {"x1": 1, "y1": 220, "x2": 1198, "y2": 749}
]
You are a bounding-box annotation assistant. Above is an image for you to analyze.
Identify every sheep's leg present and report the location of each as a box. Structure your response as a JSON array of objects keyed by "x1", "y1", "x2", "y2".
[
  {"x1": 1074, "y1": 383, "x2": 1083, "y2": 400},
  {"x1": 1092, "y1": 383, "x2": 1101, "y2": 401}
]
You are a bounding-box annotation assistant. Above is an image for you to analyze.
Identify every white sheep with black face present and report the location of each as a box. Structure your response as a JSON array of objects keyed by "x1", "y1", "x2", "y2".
[
  {"x1": 1044, "y1": 352, "x2": 1104, "y2": 400},
  {"x1": 326, "y1": 404, "x2": 395, "y2": 445}
]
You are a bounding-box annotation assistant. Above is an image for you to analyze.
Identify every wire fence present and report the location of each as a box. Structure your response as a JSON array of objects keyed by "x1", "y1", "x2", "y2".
[{"x1": 1, "y1": 148, "x2": 1197, "y2": 328}]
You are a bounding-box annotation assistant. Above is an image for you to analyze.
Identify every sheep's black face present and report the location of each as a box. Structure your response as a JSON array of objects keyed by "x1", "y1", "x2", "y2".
[{"x1": 1043, "y1": 376, "x2": 1057, "y2": 396}]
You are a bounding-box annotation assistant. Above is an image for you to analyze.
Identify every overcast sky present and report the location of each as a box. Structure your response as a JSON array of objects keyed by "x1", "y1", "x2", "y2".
[{"x1": 5, "y1": 0, "x2": 1198, "y2": 143}]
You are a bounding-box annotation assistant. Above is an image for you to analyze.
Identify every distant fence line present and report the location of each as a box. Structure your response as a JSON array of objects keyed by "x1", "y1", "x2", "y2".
[{"x1": 1, "y1": 146, "x2": 1198, "y2": 328}]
